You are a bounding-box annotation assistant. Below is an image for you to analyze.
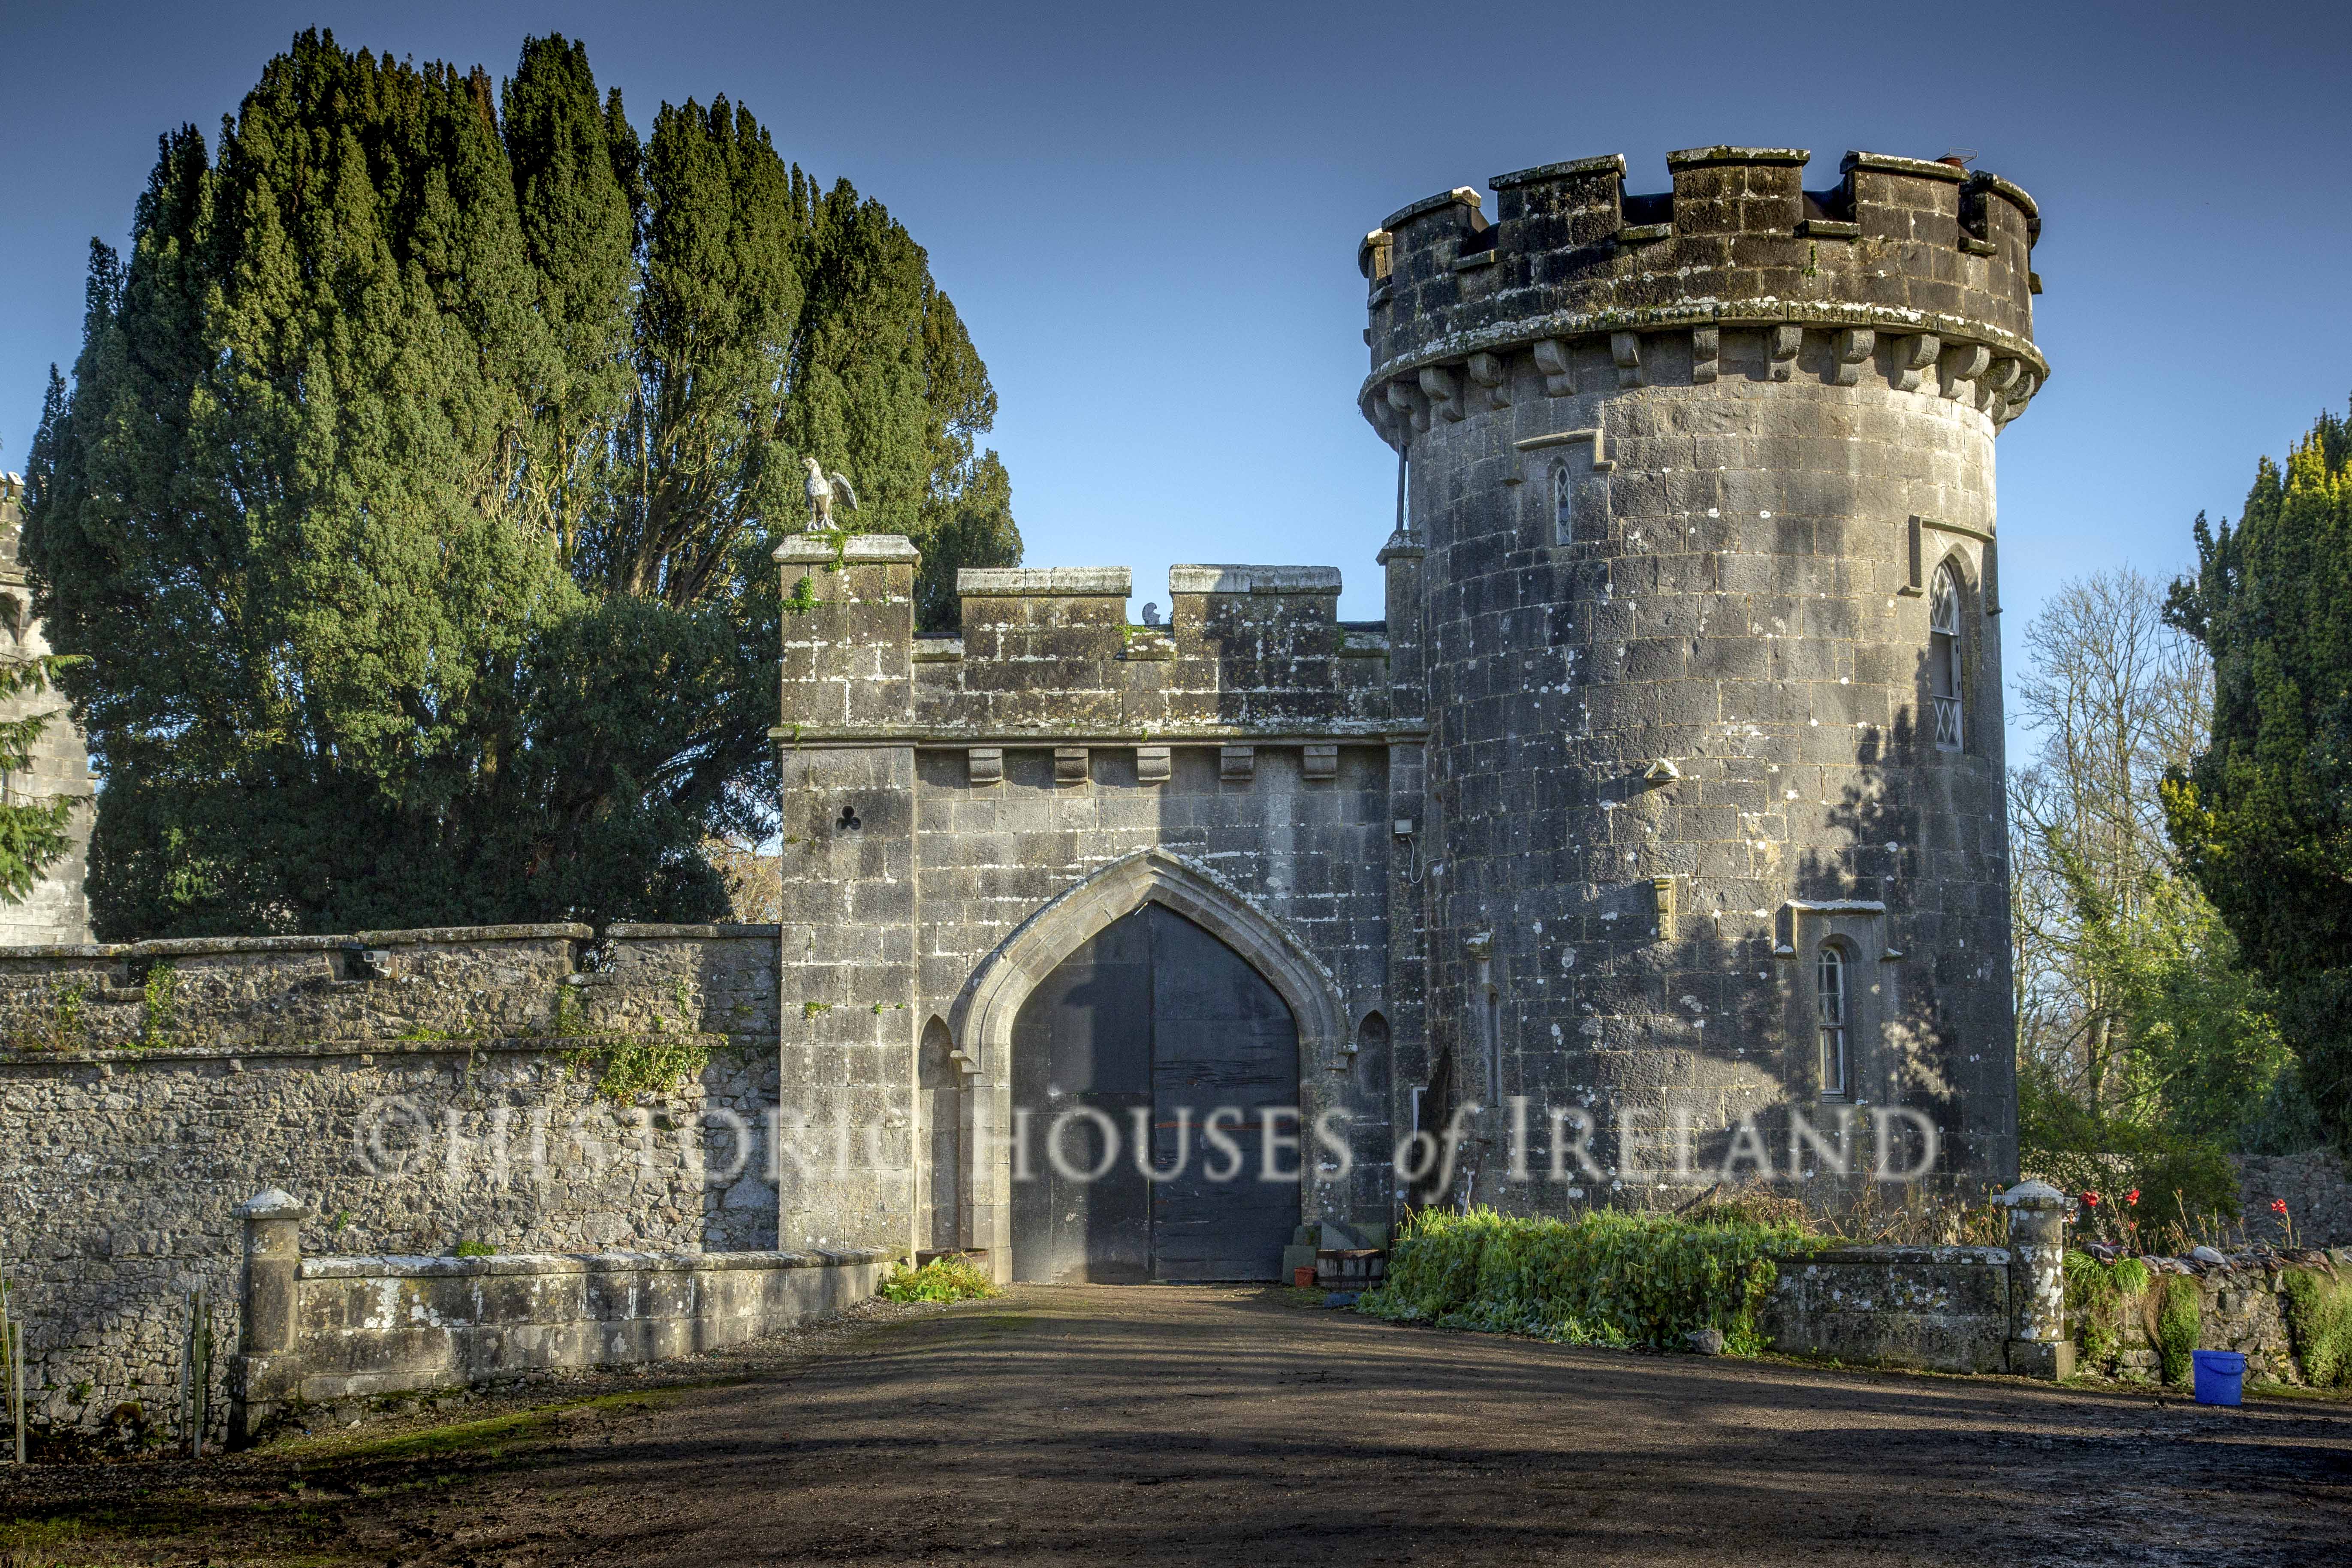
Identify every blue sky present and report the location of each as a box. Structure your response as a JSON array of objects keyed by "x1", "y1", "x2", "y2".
[{"x1": 3, "y1": 0, "x2": 2347, "y2": 661}]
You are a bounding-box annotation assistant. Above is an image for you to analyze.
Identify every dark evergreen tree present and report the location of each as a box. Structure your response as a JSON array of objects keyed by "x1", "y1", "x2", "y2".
[
  {"x1": 25, "y1": 30, "x2": 1020, "y2": 937},
  {"x1": 2165, "y1": 404, "x2": 2352, "y2": 1158}
]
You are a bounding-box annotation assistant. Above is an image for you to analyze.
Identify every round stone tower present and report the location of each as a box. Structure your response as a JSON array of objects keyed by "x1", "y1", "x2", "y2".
[{"x1": 1360, "y1": 147, "x2": 2043, "y2": 1205}]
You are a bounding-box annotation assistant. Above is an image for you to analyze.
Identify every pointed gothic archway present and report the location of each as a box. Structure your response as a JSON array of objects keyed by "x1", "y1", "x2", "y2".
[{"x1": 947, "y1": 849, "x2": 1348, "y2": 1279}]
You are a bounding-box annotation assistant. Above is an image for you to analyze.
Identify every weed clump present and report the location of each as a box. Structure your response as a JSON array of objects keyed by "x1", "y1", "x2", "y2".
[
  {"x1": 877, "y1": 1255, "x2": 999, "y2": 1304},
  {"x1": 573, "y1": 1034, "x2": 709, "y2": 1104}
]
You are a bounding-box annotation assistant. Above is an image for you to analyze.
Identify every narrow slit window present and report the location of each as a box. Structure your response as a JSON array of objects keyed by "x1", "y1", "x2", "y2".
[
  {"x1": 1553, "y1": 461, "x2": 1572, "y2": 545},
  {"x1": 1929, "y1": 563, "x2": 1963, "y2": 751},
  {"x1": 1816, "y1": 943, "x2": 1848, "y2": 1097}
]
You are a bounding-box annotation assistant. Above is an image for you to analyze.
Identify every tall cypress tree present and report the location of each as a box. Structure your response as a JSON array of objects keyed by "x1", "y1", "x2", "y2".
[
  {"x1": 26, "y1": 30, "x2": 1021, "y2": 937},
  {"x1": 2165, "y1": 405, "x2": 2352, "y2": 1158}
]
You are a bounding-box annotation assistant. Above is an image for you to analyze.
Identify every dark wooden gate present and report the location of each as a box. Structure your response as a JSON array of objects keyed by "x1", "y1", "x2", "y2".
[{"x1": 1010, "y1": 904, "x2": 1300, "y2": 1282}]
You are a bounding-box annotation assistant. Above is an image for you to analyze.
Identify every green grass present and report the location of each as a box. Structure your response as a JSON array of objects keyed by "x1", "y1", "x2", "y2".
[{"x1": 271, "y1": 1385, "x2": 706, "y2": 1462}]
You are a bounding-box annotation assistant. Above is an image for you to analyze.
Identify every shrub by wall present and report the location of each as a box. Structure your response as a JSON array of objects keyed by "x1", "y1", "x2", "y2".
[{"x1": 1357, "y1": 1207, "x2": 1808, "y2": 1352}]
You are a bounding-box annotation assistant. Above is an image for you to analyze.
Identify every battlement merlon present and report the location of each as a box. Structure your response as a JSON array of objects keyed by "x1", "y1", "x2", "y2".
[
  {"x1": 772, "y1": 538, "x2": 1401, "y2": 745},
  {"x1": 1360, "y1": 146, "x2": 2046, "y2": 445}
]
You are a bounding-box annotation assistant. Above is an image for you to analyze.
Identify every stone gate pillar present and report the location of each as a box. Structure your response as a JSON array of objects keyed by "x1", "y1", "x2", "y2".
[
  {"x1": 228, "y1": 1186, "x2": 310, "y2": 1447},
  {"x1": 2002, "y1": 1179, "x2": 2073, "y2": 1379}
]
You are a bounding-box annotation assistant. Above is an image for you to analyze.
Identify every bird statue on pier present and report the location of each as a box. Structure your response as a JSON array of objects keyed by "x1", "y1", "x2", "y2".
[{"x1": 802, "y1": 457, "x2": 859, "y2": 532}]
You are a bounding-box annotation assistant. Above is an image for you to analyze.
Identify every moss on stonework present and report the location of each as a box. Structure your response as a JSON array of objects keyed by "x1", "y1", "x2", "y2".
[
  {"x1": 2281, "y1": 1266, "x2": 2352, "y2": 1387},
  {"x1": 137, "y1": 963, "x2": 178, "y2": 1048},
  {"x1": 2064, "y1": 1250, "x2": 2151, "y2": 1373},
  {"x1": 2156, "y1": 1272, "x2": 2203, "y2": 1386}
]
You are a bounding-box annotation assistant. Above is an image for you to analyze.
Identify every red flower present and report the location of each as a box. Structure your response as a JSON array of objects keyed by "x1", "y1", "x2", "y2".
[
  {"x1": 2274, "y1": 1199, "x2": 2290, "y2": 1215},
  {"x1": 2126, "y1": 1189, "x2": 2140, "y2": 1206},
  {"x1": 2082, "y1": 1191, "x2": 2099, "y2": 1206}
]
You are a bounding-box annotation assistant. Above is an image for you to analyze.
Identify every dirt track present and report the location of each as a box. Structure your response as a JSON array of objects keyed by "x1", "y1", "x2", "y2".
[{"x1": 7, "y1": 1284, "x2": 2351, "y2": 1566}]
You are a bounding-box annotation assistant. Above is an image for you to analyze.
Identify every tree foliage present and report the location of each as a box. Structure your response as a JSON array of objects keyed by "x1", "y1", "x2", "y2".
[
  {"x1": 2164, "y1": 405, "x2": 2352, "y2": 1160},
  {"x1": 2007, "y1": 568, "x2": 2315, "y2": 1210},
  {"x1": 0, "y1": 646, "x2": 80, "y2": 904},
  {"x1": 25, "y1": 30, "x2": 1019, "y2": 938}
]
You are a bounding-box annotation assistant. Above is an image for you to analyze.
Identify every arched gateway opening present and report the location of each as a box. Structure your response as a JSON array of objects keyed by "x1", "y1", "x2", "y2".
[{"x1": 1010, "y1": 904, "x2": 1301, "y2": 1283}]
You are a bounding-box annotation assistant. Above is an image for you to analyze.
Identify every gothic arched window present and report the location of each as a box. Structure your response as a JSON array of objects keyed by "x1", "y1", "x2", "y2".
[
  {"x1": 1552, "y1": 461, "x2": 1572, "y2": 545},
  {"x1": 1816, "y1": 943, "x2": 1849, "y2": 1098},
  {"x1": 1929, "y1": 562, "x2": 1964, "y2": 751}
]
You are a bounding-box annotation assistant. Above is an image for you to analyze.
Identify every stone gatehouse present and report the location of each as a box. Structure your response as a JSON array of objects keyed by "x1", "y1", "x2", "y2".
[{"x1": 766, "y1": 142, "x2": 2043, "y2": 1281}]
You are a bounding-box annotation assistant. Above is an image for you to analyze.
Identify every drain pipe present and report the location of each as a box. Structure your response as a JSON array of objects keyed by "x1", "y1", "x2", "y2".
[{"x1": 1465, "y1": 931, "x2": 1498, "y2": 1205}]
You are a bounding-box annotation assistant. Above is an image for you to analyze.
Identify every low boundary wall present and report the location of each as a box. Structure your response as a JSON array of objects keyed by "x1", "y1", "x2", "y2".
[
  {"x1": 1764, "y1": 1245, "x2": 2015, "y2": 1373},
  {"x1": 232, "y1": 1190, "x2": 887, "y2": 1444}
]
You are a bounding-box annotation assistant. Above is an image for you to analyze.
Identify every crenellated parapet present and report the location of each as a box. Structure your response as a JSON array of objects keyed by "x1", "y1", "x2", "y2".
[
  {"x1": 1360, "y1": 147, "x2": 2044, "y2": 445},
  {"x1": 773, "y1": 537, "x2": 1399, "y2": 746}
]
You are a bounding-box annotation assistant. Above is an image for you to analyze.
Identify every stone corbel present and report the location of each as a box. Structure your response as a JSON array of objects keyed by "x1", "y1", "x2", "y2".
[
  {"x1": 1610, "y1": 332, "x2": 1643, "y2": 389},
  {"x1": 1832, "y1": 328, "x2": 1876, "y2": 387},
  {"x1": 1994, "y1": 367, "x2": 2041, "y2": 429},
  {"x1": 1691, "y1": 327, "x2": 1720, "y2": 385},
  {"x1": 1220, "y1": 745, "x2": 1255, "y2": 783},
  {"x1": 1975, "y1": 356, "x2": 2021, "y2": 415},
  {"x1": 1387, "y1": 379, "x2": 1430, "y2": 433},
  {"x1": 967, "y1": 747, "x2": 1004, "y2": 787},
  {"x1": 1466, "y1": 351, "x2": 1511, "y2": 410},
  {"x1": 1532, "y1": 338, "x2": 1575, "y2": 397},
  {"x1": 1136, "y1": 745, "x2": 1172, "y2": 786},
  {"x1": 1766, "y1": 324, "x2": 1802, "y2": 382},
  {"x1": 1506, "y1": 427, "x2": 1614, "y2": 485},
  {"x1": 1054, "y1": 747, "x2": 1089, "y2": 786},
  {"x1": 1895, "y1": 334, "x2": 1940, "y2": 393},
  {"x1": 1938, "y1": 344, "x2": 1991, "y2": 401},
  {"x1": 1420, "y1": 364, "x2": 1465, "y2": 423}
]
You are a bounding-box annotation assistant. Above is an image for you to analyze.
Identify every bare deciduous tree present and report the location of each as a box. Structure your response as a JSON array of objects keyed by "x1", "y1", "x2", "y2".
[{"x1": 2009, "y1": 568, "x2": 2213, "y2": 1110}]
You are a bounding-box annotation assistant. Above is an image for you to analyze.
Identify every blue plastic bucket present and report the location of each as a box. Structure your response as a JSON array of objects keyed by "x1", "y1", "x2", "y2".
[{"x1": 2192, "y1": 1349, "x2": 2246, "y2": 1406}]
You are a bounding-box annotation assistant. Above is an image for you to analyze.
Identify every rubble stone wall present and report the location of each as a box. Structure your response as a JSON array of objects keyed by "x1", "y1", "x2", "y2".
[
  {"x1": 2237, "y1": 1150, "x2": 2352, "y2": 1248},
  {"x1": 0, "y1": 924, "x2": 788, "y2": 1449},
  {"x1": 2070, "y1": 1253, "x2": 2352, "y2": 1387},
  {"x1": 1763, "y1": 1245, "x2": 2012, "y2": 1372}
]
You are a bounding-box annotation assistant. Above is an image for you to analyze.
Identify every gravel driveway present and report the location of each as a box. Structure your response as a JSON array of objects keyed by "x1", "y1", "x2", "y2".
[{"x1": 5, "y1": 1284, "x2": 2348, "y2": 1566}]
